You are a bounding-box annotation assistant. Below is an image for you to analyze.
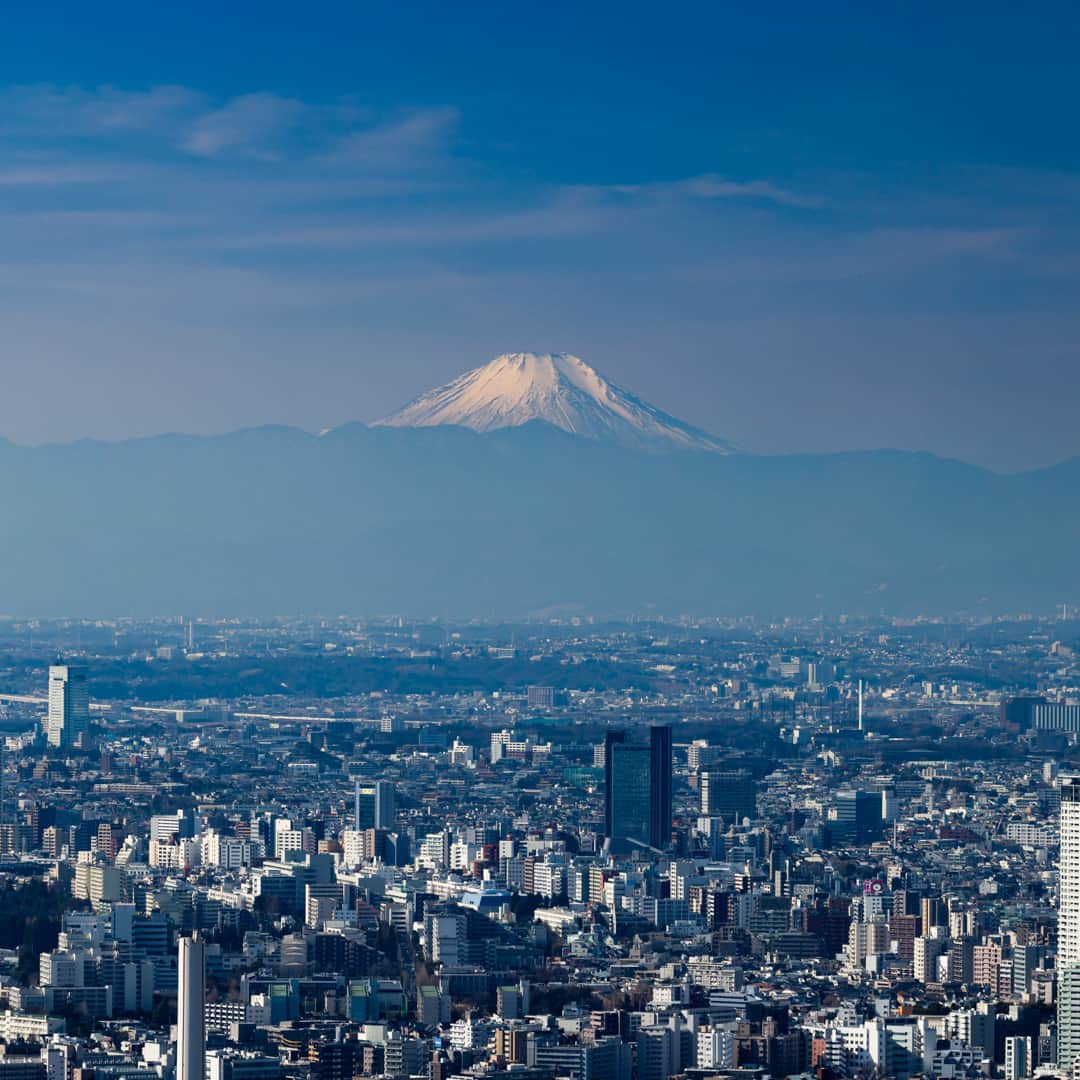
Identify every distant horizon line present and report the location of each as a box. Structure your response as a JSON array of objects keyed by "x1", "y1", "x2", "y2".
[
  {"x1": 0, "y1": 418, "x2": 1075, "y2": 476},
  {"x1": 0, "y1": 606, "x2": 1077, "y2": 626}
]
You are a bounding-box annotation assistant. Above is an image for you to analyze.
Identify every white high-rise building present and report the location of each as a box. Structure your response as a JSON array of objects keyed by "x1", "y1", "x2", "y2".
[
  {"x1": 696, "y1": 1028, "x2": 734, "y2": 1070},
  {"x1": 1059, "y1": 776, "x2": 1080, "y2": 1071},
  {"x1": 47, "y1": 663, "x2": 90, "y2": 749},
  {"x1": 1004, "y1": 1036, "x2": 1031, "y2": 1080},
  {"x1": 1062, "y1": 777, "x2": 1080, "y2": 966},
  {"x1": 176, "y1": 934, "x2": 206, "y2": 1080}
]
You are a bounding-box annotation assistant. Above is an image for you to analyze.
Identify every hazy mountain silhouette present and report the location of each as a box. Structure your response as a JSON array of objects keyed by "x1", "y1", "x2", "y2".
[{"x1": 0, "y1": 422, "x2": 1073, "y2": 617}]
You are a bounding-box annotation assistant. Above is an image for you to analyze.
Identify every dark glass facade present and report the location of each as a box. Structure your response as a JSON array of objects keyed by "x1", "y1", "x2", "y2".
[{"x1": 604, "y1": 726, "x2": 672, "y2": 850}]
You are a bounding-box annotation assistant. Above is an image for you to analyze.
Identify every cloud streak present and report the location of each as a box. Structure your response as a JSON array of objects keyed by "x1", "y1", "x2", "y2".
[
  {"x1": 0, "y1": 84, "x2": 460, "y2": 170},
  {"x1": 0, "y1": 164, "x2": 123, "y2": 186},
  {"x1": 606, "y1": 172, "x2": 821, "y2": 208},
  {"x1": 0, "y1": 84, "x2": 205, "y2": 138},
  {"x1": 183, "y1": 92, "x2": 305, "y2": 158},
  {"x1": 325, "y1": 106, "x2": 461, "y2": 169}
]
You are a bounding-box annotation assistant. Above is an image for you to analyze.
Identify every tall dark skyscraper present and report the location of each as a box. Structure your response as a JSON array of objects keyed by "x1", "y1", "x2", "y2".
[
  {"x1": 649, "y1": 724, "x2": 673, "y2": 850},
  {"x1": 354, "y1": 780, "x2": 396, "y2": 831},
  {"x1": 604, "y1": 725, "x2": 672, "y2": 851},
  {"x1": 177, "y1": 933, "x2": 206, "y2": 1080},
  {"x1": 604, "y1": 732, "x2": 648, "y2": 848}
]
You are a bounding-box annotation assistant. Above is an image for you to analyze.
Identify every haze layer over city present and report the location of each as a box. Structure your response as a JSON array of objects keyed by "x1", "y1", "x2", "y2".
[{"x1": 1, "y1": 8, "x2": 1079, "y2": 1080}]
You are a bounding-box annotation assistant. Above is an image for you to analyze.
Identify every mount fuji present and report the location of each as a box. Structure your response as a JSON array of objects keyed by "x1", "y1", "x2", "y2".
[{"x1": 374, "y1": 352, "x2": 733, "y2": 453}]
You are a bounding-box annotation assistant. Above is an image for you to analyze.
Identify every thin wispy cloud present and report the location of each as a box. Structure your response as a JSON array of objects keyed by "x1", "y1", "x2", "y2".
[
  {"x1": 0, "y1": 84, "x2": 1059, "y2": 286},
  {"x1": 672, "y1": 225, "x2": 1027, "y2": 288},
  {"x1": 212, "y1": 190, "x2": 611, "y2": 251},
  {"x1": 606, "y1": 172, "x2": 821, "y2": 209},
  {"x1": 326, "y1": 106, "x2": 461, "y2": 169},
  {"x1": 0, "y1": 164, "x2": 122, "y2": 186},
  {"x1": 6, "y1": 208, "x2": 191, "y2": 228},
  {"x1": 0, "y1": 84, "x2": 1064, "y2": 278},
  {"x1": 872, "y1": 225, "x2": 1022, "y2": 257},
  {"x1": 0, "y1": 84, "x2": 460, "y2": 171},
  {"x1": 183, "y1": 92, "x2": 306, "y2": 158},
  {"x1": 0, "y1": 84, "x2": 205, "y2": 138}
]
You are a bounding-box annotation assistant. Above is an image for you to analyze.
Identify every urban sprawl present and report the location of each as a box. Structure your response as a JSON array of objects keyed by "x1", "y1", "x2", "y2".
[{"x1": 0, "y1": 614, "x2": 1076, "y2": 1080}]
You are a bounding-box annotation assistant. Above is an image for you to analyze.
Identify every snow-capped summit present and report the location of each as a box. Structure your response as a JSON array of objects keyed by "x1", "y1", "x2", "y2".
[{"x1": 374, "y1": 352, "x2": 734, "y2": 452}]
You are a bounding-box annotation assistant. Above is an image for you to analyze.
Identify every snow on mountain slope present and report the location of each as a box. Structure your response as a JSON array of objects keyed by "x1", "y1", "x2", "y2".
[{"x1": 373, "y1": 352, "x2": 734, "y2": 452}]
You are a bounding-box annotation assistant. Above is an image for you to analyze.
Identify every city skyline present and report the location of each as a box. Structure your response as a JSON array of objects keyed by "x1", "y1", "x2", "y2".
[{"x1": 0, "y1": 611, "x2": 1076, "y2": 1078}]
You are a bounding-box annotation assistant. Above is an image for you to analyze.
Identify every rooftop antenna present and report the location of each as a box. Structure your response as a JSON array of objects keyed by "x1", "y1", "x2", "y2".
[{"x1": 858, "y1": 680, "x2": 864, "y2": 733}]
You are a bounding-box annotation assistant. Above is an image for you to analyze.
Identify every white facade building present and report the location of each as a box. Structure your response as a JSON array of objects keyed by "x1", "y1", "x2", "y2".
[
  {"x1": 47, "y1": 664, "x2": 90, "y2": 748},
  {"x1": 1061, "y1": 777, "x2": 1080, "y2": 1072},
  {"x1": 1004, "y1": 1035, "x2": 1031, "y2": 1080}
]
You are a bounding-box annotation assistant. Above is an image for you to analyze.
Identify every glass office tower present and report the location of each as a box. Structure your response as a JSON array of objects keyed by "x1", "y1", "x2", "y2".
[{"x1": 604, "y1": 726, "x2": 672, "y2": 851}]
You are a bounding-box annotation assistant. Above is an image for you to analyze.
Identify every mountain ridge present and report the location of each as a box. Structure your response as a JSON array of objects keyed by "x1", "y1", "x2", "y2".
[
  {"x1": 0, "y1": 421, "x2": 1074, "y2": 617},
  {"x1": 2, "y1": 419, "x2": 1076, "y2": 477},
  {"x1": 3, "y1": 420, "x2": 1071, "y2": 476}
]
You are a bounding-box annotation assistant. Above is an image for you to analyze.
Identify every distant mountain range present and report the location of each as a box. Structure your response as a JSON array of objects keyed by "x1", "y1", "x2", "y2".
[{"x1": 0, "y1": 354, "x2": 1075, "y2": 617}]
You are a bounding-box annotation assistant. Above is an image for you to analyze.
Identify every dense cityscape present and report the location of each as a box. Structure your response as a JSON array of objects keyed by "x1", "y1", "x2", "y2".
[
  {"x1": 0, "y1": 613, "x2": 1074, "y2": 1080},
  {"x1": 5, "y1": 5, "x2": 1078, "y2": 1080}
]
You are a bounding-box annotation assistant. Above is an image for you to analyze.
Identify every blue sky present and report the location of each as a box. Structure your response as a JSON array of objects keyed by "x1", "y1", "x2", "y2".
[{"x1": 1, "y1": 2, "x2": 1078, "y2": 469}]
